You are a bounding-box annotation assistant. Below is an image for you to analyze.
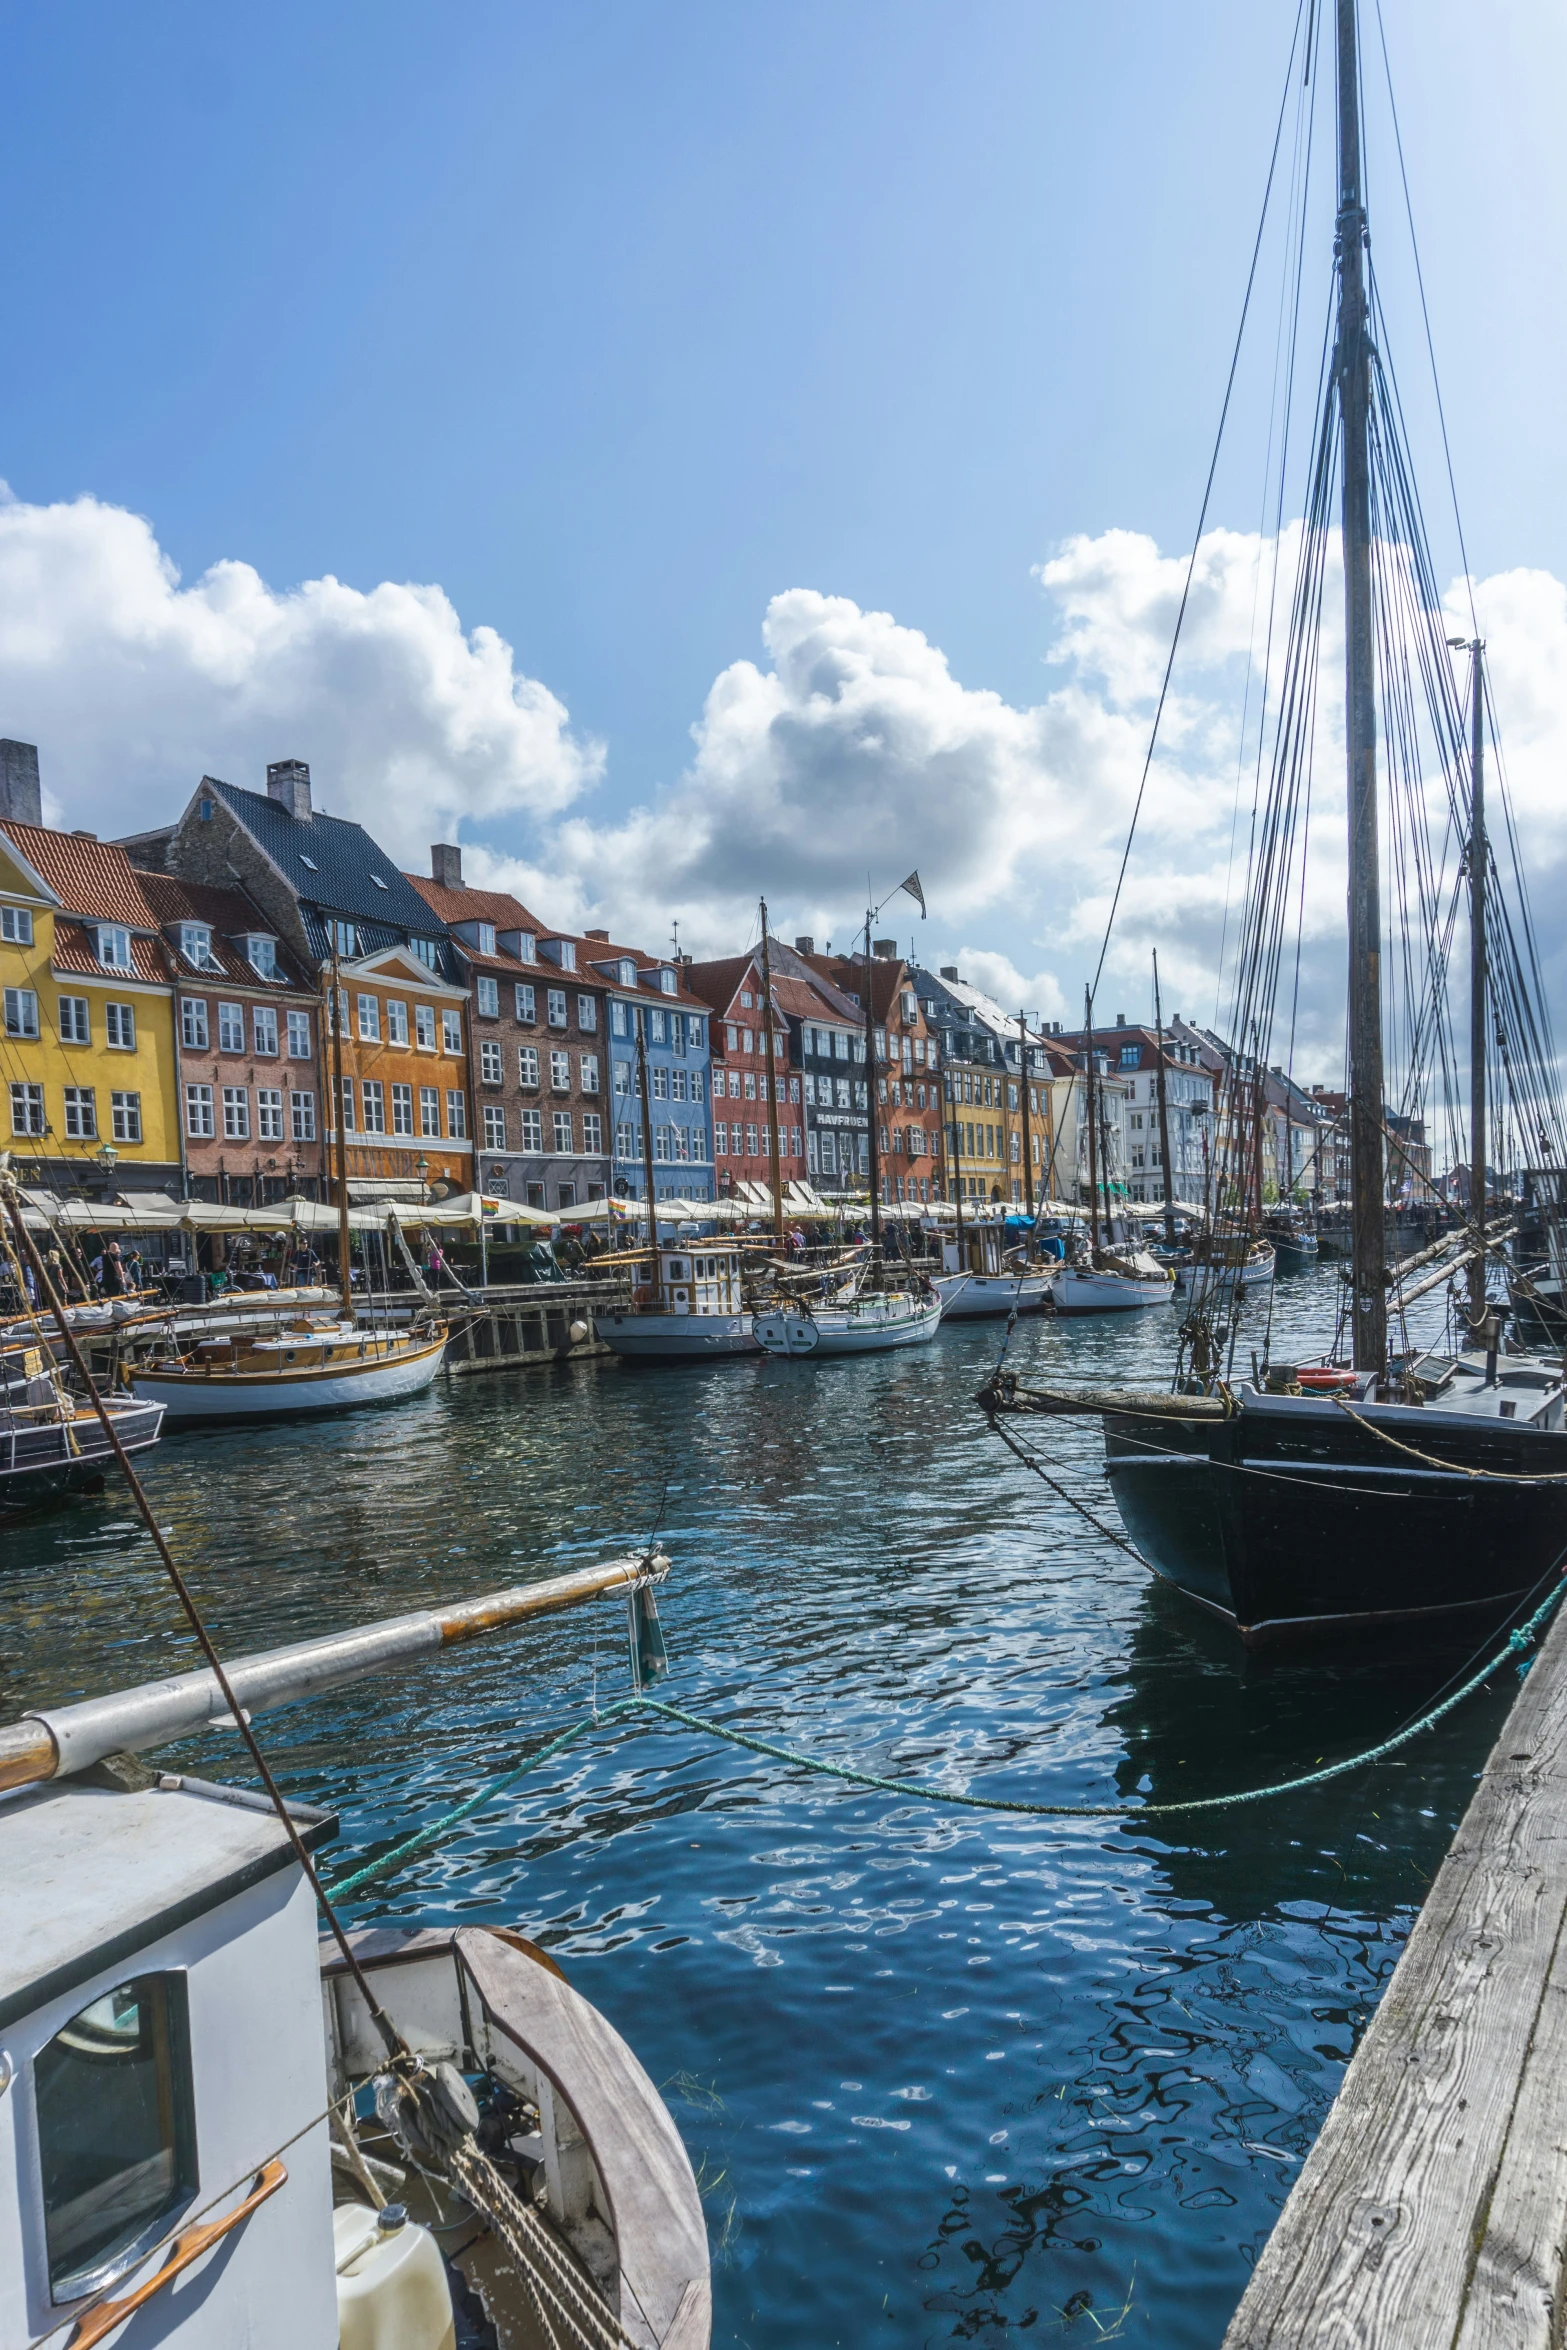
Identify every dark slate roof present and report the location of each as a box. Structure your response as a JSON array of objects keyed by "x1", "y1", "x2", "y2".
[{"x1": 204, "y1": 778, "x2": 447, "y2": 940}]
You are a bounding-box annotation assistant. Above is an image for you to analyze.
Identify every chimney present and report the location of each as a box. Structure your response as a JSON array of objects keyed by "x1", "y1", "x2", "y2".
[
  {"x1": 431, "y1": 843, "x2": 463, "y2": 889},
  {"x1": 874, "y1": 938, "x2": 897, "y2": 959},
  {"x1": 794, "y1": 935, "x2": 815, "y2": 955},
  {"x1": 266, "y1": 759, "x2": 312, "y2": 821},
  {"x1": 1115, "y1": 1011, "x2": 1126, "y2": 1026},
  {"x1": 0, "y1": 741, "x2": 42, "y2": 827},
  {"x1": 585, "y1": 927, "x2": 610, "y2": 941},
  {"x1": 939, "y1": 965, "x2": 959, "y2": 982}
]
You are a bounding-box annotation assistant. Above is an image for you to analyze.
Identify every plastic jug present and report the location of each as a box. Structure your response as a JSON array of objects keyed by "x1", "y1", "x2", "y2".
[{"x1": 334, "y1": 2202, "x2": 457, "y2": 2350}]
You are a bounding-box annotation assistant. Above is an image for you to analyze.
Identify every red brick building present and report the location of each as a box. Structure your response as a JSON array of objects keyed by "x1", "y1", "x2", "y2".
[
  {"x1": 802, "y1": 941, "x2": 943, "y2": 1204},
  {"x1": 683, "y1": 952, "x2": 807, "y2": 1197}
]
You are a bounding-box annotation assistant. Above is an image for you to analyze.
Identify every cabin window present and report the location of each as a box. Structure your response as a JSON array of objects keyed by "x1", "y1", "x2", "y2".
[{"x1": 35, "y1": 1972, "x2": 197, "y2": 2301}]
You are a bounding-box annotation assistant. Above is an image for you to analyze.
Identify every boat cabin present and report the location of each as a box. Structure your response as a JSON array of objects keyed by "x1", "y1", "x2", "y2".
[
  {"x1": 0, "y1": 1769, "x2": 339, "y2": 2350},
  {"x1": 640, "y1": 1245, "x2": 744, "y2": 1318}
]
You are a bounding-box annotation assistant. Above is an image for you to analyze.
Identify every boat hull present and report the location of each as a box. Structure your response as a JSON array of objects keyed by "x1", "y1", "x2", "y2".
[
  {"x1": 131, "y1": 1332, "x2": 447, "y2": 1420},
  {"x1": 0, "y1": 1398, "x2": 165, "y2": 1517},
  {"x1": 1104, "y1": 1389, "x2": 1567, "y2": 1646},
  {"x1": 1050, "y1": 1267, "x2": 1174, "y2": 1315},
  {"x1": 934, "y1": 1272, "x2": 1053, "y2": 1319},
  {"x1": 752, "y1": 1294, "x2": 942, "y2": 1356},
  {"x1": 597, "y1": 1309, "x2": 759, "y2": 1359}
]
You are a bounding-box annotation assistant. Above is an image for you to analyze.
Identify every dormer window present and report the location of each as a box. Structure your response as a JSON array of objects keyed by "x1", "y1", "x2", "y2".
[
  {"x1": 298, "y1": 852, "x2": 318, "y2": 871},
  {"x1": 370, "y1": 874, "x2": 389, "y2": 891},
  {"x1": 618, "y1": 960, "x2": 636, "y2": 987},
  {"x1": 549, "y1": 940, "x2": 577, "y2": 972},
  {"x1": 245, "y1": 935, "x2": 277, "y2": 979},
  {"x1": 96, "y1": 925, "x2": 133, "y2": 972},
  {"x1": 477, "y1": 923, "x2": 497, "y2": 955},
  {"x1": 179, "y1": 923, "x2": 217, "y2": 971},
  {"x1": 333, "y1": 920, "x2": 358, "y2": 958},
  {"x1": 659, "y1": 968, "x2": 677, "y2": 996},
  {"x1": 411, "y1": 937, "x2": 439, "y2": 970}
]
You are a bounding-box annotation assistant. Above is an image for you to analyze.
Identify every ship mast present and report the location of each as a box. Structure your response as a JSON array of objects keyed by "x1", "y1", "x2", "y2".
[
  {"x1": 862, "y1": 914, "x2": 882, "y2": 1257},
  {"x1": 1337, "y1": 0, "x2": 1388, "y2": 1373},
  {"x1": 328, "y1": 937, "x2": 352, "y2": 1318},
  {"x1": 1464, "y1": 638, "x2": 1488, "y2": 1325},
  {"x1": 1152, "y1": 953, "x2": 1177, "y2": 1249},
  {"x1": 1084, "y1": 988, "x2": 1101, "y2": 1262},
  {"x1": 758, "y1": 899, "x2": 785, "y2": 1251}
]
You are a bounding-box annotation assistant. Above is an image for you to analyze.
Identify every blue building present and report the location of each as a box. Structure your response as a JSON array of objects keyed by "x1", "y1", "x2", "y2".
[{"x1": 584, "y1": 934, "x2": 714, "y2": 1203}]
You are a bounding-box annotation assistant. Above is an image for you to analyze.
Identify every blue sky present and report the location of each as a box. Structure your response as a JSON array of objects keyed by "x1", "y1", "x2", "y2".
[{"x1": 1, "y1": 2, "x2": 1564, "y2": 1047}]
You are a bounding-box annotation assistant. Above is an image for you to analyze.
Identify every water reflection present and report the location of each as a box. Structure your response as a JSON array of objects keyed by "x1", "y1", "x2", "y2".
[{"x1": 0, "y1": 1270, "x2": 1498, "y2": 2346}]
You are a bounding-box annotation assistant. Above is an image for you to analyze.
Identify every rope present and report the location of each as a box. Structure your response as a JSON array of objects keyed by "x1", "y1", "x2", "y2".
[
  {"x1": 448, "y1": 2144, "x2": 632, "y2": 2350},
  {"x1": 1331, "y1": 1391, "x2": 1567, "y2": 1484},
  {"x1": 320, "y1": 1575, "x2": 1567, "y2": 1896},
  {"x1": 983, "y1": 1409, "x2": 1149, "y2": 1564}
]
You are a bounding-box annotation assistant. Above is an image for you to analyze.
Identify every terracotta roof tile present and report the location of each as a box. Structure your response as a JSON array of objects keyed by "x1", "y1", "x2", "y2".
[
  {"x1": 137, "y1": 871, "x2": 313, "y2": 992},
  {"x1": 51, "y1": 919, "x2": 167, "y2": 987},
  {"x1": 1, "y1": 821, "x2": 159, "y2": 927}
]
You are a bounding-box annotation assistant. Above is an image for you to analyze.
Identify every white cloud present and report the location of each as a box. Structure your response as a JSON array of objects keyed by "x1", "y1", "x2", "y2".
[{"x1": 0, "y1": 486, "x2": 601, "y2": 857}]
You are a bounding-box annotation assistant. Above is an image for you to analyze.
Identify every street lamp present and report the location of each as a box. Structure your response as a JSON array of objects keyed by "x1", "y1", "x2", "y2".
[
  {"x1": 94, "y1": 1141, "x2": 118, "y2": 1184},
  {"x1": 416, "y1": 1153, "x2": 430, "y2": 1206}
]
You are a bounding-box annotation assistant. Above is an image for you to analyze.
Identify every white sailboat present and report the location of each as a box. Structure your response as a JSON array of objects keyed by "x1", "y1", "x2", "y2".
[
  {"x1": 597, "y1": 1242, "x2": 759, "y2": 1359},
  {"x1": 753, "y1": 1280, "x2": 942, "y2": 1355},
  {"x1": 1049, "y1": 1251, "x2": 1175, "y2": 1314},
  {"x1": 933, "y1": 1222, "x2": 1053, "y2": 1319},
  {"x1": 130, "y1": 1317, "x2": 447, "y2": 1419}
]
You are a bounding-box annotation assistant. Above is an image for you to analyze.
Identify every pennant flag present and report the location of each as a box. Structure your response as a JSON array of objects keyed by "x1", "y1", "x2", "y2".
[{"x1": 899, "y1": 871, "x2": 927, "y2": 918}]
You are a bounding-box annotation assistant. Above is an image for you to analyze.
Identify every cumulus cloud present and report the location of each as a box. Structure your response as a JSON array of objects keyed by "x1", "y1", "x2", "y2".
[{"x1": 0, "y1": 486, "x2": 601, "y2": 857}]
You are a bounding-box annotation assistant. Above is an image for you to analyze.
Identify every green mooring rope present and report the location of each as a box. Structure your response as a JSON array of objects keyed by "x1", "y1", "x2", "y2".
[{"x1": 320, "y1": 1577, "x2": 1567, "y2": 1903}]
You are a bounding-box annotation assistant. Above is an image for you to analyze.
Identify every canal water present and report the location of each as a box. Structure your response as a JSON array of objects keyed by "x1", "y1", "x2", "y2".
[{"x1": 1, "y1": 1267, "x2": 1519, "y2": 2346}]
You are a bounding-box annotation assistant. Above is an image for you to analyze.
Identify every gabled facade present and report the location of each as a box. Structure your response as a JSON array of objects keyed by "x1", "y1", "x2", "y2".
[
  {"x1": 1045, "y1": 1012, "x2": 1214, "y2": 1207},
  {"x1": 0, "y1": 817, "x2": 181, "y2": 1198},
  {"x1": 587, "y1": 938, "x2": 713, "y2": 1204},
  {"x1": 683, "y1": 952, "x2": 808, "y2": 1197},
  {"x1": 407, "y1": 855, "x2": 610, "y2": 1214},
  {"x1": 798, "y1": 941, "x2": 943, "y2": 1204},
  {"x1": 912, "y1": 966, "x2": 1063, "y2": 1204},
  {"x1": 138, "y1": 872, "x2": 324, "y2": 1204},
  {"x1": 129, "y1": 762, "x2": 472, "y2": 1197}
]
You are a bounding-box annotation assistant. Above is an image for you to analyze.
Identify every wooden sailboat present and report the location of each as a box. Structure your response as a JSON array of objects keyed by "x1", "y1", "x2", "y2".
[
  {"x1": 129, "y1": 950, "x2": 447, "y2": 1420},
  {"x1": 1048, "y1": 994, "x2": 1173, "y2": 1314},
  {"x1": 989, "y1": 0, "x2": 1567, "y2": 1645}
]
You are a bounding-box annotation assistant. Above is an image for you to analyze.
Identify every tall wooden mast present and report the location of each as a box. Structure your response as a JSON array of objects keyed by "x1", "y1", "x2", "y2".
[
  {"x1": 1152, "y1": 953, "x2": 1177, "y2": 1249},
  {"x1": 1018, "y1": 1014, "x2": 1035, "y2": 1215},
  {"x1": 1466, "y1": 637, "x2": 1488, "y2": 1323},
  {"x1": 328, "y1": 938, "x2": 352, "y2": 1318},
  {"x1": 635, "y1": 1002, "x2": 660, "y2": 1304},
  {"x1": 1083, "y1": 988, "x2": 1101, "y2": 1261},
  {"x1": 862, "y1": 915, "x2": 882, "y2": 1255},
  {"x1": 758, "y1": 899, "x2": 785, "y2": 1250},
  {"x1": 1337, "y1": 0, "x2": 1388, "y2": 1372}
]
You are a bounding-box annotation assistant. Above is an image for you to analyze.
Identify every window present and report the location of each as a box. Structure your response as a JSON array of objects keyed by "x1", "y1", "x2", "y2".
[
  {"x1": 58, "y1": 997, "x2": 89, "y2": 1045},
  {"x1": 222, "y1": 1086, "x2": 249, "y2": 1140},
  {"x1": 580, "y1": 1053, "x2": 600, "y2": 1092},
  {"x1": 691, "y1": 1071, "x2": 705, "y2": 1102},
  {"x1": 253, "y1": 1005, "x2": 278, "y2": 1055},
  {"x1": 1, "y1": 905, "x2": 33, "y2": 944},
  {"x1": 357, "y1": 993, "x2": 380, "y2": 1042},
  {"x1": 441, "y1": 1008, "x2": 462, "y2": 1053},
  {"x1": 659, "y1": 969, "x2": 677, "y2": 996},
  {"x1": 95, "y1": 926, "x2": 132, "y2": 972},
  {"x1": 728, "y1": 1070, "x2": 742, "y2": 1097},
  {"x1": 292, "y1": 1091, "x2": 317, "y2": 1142},
  {"x1": 576, "y1": 994, "x2": 597, "y2": 1031},
  {"x1": 412, "y1": 936, "x2": 440, "y2": 969},
  {"x1": 1119, "y1": 1045, "x2": 1139, "y2": 1069},
  {"x1": 477, "y1": 923, "x2": 497, "y2": 956},
  {"x1": 610, "y1": 1000, "x2": 629, "y2": 1038},
  {"x1": 746, "y1": 1123, "x2": 758, "y2": 1157},
  {"x1": 518, "y1": 1046, "x2": 539, "y2": 1087},
  {"x1": 385, "y1": 1000, "x2": 408, "y2": 1046},
  {"x1": 361, "y1": 1080, "x2": 386, "y2": 1133},
  {"x1": 35, "y1": 1974, "x2": 197, "y2": 2301},
  {"x1": 554, "y1": 1110, "x2": 574, "y2": 1152},
  {"x1": 649, "y1": 1006, "x2": 667, "y2": 1044},
  {"x1": 180, "y1": 997, "x2": 208, "y2": 1051},
  {"x1": 520, "y1": 1107, "x2": 543, "y2": 1150},
  {"x1": 370, "y1": 873, "x2": 389, "y2": 891},
  {"x1": 616, "y1": 1122, "x2": 636, "y2": 1159},
  {"x1": 446, "y1": 1089, "x2": 467, "y2": 1138},
  {"x1": 246, "y1": 935, "x2": 277, "y2": 979},
  {"x1": 514, "y1": 933, "x2": 537, "y2": 964},
  {"x1": 714, "y1": 1120, "x2": 729, "y2": 1155},
  {"x1": 618, "y1": 959, "x2": 636, "y2": 988},
  {"x1": 218, "y1": 1002, "x2": 244, "y2": 1053},
  {"x1": 10, "y1": 1081, "x2": 44, "y2": 1135},
  {"x1": 419, "y1": 1085, "x2": 440, "y2": 1137},
  {"x1": 654, "y1": 1124, "x2": 672, "y2": 1161},
  {"x1": 177, "y1": 922, "x2": 213, "y2": 968},
  {"x1": 583, "y1": 1111, "x2": 603, "y2": 1153},
  {"x1": 333, "y1": 920, "x2": 358, "y2": 957},
  {"x1": 480, "y1": 1040, "x2": 503, "y2": 1084},
  {"x1": 550, "y1": 939, "x2": 577, "y2": 972},
  {"x1": 652, "y1": 1067, "x2": 668, "y2": 1100},
  {"x1": 613, "y1": 1060, "x2": 631, "y2": 1096},
  {"x1": 63, "y1": 1086, "x2": 96, "y2": 1138},
  {"x1": 550, "y1": 1051, "x2": 570, "y2": 1092},
  {"x1": 546, "y1": 988, "x2": 568, "y2": 1028},
  {"x1": 743, "y1": 1070, "x2": 756, "y2": 1101},
  {"x1": 287, "y1": 1009, "x2": 311, "y2": 1058},
  {"x1": 515, "y1": 983, "x2": 536, "y2": 1023},
  {"x1": 256, "y1": 1088, "x2": 284, "y2": 1140},
  {"x1": 339, "y1": 1077, "x2": 356, "y2": 1133},
  {"x1": 484, "y1": 1105, "x2": 506, "y2": 1149},
  {"x1": 391, "y1": 1082, "x2": 413, "y2": 1136},
  {"x1": 477, "y1": 975, "x2": 499, "y2": 1018},
  {"x1": 415, "y1": 1004, "x2": 436, "y2": 1049},
  {"x1": 185, "y1": 1083, "x2": 214, "y2": 1138},
  {"x1": 108, "y1": 1090, "x2": 142, "y2": 1143}
]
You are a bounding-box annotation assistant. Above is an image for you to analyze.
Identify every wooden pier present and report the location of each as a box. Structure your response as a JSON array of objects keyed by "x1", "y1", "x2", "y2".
[
  {"x1": 436, "y1": 1278, "x2": 625, "y2": 1374},
  {"x1": 1224, "y1": 1597, "x2": 1567, "y2": 2346}
]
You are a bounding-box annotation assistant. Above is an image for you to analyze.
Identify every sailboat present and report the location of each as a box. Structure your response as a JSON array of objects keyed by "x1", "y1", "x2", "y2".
[
  {"x1": 129, "y1": 955, "x2": 447, "y2": 1420},
  {"x1": 987, "y1": 0, "x2": 1567, "y2": 1647},
  {"x1": 753, "y1": 883, "x2": 942, "y2": 1357},
  {"x1": 1047, "y1": 995, "x2": 1174, "y2": 1314}
]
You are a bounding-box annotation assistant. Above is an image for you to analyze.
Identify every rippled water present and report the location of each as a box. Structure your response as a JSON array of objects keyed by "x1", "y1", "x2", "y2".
[{"x1": 1, "y1": 1268, "x2": 1514, "y2": 2346}]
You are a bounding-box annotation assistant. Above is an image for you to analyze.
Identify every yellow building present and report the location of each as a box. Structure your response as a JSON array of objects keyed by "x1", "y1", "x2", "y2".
[{"x1": 0, "y1": 821, "x2": 182, "y2": 1197}]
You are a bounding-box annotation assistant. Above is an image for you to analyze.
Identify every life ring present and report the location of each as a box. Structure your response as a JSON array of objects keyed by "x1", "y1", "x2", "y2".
[{"x1": 1297, "y1": 1368, "x2": 1358, "y2": 1390}]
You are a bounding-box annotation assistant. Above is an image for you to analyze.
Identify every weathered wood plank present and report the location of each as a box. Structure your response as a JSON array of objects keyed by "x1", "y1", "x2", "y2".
[{"x1": 1223, "y1": 1602, "x2": 1567, "y2": 2348}]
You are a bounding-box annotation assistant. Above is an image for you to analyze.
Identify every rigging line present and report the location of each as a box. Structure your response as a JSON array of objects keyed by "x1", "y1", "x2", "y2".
[{"x1": 1091, "y1": 0, "x2": 1309, "y2": 999}]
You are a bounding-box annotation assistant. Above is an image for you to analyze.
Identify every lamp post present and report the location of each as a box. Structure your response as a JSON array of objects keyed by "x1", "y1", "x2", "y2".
[{"x1": 94, "y1": 1141, "x2": 118, "y2": 1191}]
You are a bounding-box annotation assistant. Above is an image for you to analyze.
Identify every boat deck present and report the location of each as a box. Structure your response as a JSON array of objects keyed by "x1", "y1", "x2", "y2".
[{"x1": 1223, "y1": 1596, "x2": 1567, "y2": 2345}]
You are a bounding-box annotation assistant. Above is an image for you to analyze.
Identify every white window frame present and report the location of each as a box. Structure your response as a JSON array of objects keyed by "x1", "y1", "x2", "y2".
[
  {"x1": 287, "y1": 1009, "x2": 311, "y2": 1059},
  {"x1": 256, "y1": 1088, "x2": 284, "y2": 1141},
  {"x1": 222, "y1": 1086, "x2": 249, "y2": 1140},
  {"x1": 291, "y1": 1091, "x2": 317, "y2": 1143},
  {"x1": 185, "y1": 1083, "x2": 215, "y2": 1138},
  {"x1": 218, "y1": 1001, "x2": 244, "y2": 1053},
  {"x1": 9, "y1": 1080, "x2": 44, "y2": 1136},
  {"x1": 1, "y1": 905, "x2": 34, "y2": 945}
]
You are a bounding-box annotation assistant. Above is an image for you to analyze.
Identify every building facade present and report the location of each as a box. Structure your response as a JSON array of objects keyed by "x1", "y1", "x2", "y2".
[
  {"x1": 126, "y1": 762, "x2": 474, "y2": 1198},
  {"x1": 0, "y1": 813, "x2": 181, "y2": 1200},
  {"x1": 595, "y1": 940, "x2": 713, "y2": 1203},
  {"x1": 407, "y1": 857, "x2": 610, "y2": 1212},
  {"x1": 913, "y1": 967, "x2": 1061, "y2": 1204},
  {"x1": 683, "y1": 952, "x2": 808, "y2": 1198},
  {"x1": 800, "y1": 941, "x2": 942, "y2": 1203},
  {"x1": 1045, "y1": 1014, "x2": 1214, "y2": 1207},
  {"x1": 137, "y1": 872, "x2": 325, "y2": 1204}
]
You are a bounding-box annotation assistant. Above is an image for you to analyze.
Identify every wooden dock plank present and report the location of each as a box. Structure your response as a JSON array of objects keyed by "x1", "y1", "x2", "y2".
[{"x1": 1223, "y1": 1601, "x2": 1567, "y2": 2348}]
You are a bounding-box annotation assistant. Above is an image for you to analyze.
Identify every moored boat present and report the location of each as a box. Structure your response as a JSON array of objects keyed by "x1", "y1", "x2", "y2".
[
  {"x1": 128, "y1": 1317, "x2": 447, "y2": 1420},
  {"x1": 933, "y1": 1221, "x2": 1053, "y2": 1319},
  {"x1": 1178, "y1": 1235, "x2": 1276, "y2": 1302},
  {"x1": 753, "y1": 1282, "x2": 941, "y2": 1356},
  {"x1": 597, "y1": 1242, "x2": 759, "y2": 1360},
  {"x1": 0, "y1": 1330, "x2": 164, "y2": 1518},
  {"x1": 1049, "y1": 1251, "x2": 1175, "y2": 1314}
]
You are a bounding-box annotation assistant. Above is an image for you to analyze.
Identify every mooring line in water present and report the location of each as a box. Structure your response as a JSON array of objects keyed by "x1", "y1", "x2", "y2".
[{"x1": 319, "y1": 1576, "x2": 1567, "y2": 1901}]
